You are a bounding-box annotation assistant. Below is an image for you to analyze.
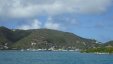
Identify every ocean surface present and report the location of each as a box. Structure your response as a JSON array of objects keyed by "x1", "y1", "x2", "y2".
[{"x1": 0, "y1": 51, "x2": 113, "y2": 64}]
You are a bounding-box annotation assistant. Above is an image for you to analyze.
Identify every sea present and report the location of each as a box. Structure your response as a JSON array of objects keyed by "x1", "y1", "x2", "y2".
[{"x1": 0, "y1": 51, "x2": 113, "y2": 64}]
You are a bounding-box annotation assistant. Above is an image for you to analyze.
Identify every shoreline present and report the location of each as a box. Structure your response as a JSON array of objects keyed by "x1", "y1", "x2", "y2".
[
  {"x1": 0, "y1": 50, "x2": 113, "y2": 55},
  {"x1": 80, "y1": 49, "x2": 113, "y2": 54}
]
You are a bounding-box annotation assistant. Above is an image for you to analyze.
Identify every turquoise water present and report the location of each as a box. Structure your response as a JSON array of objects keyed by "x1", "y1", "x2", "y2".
[{"x1": 0, "y1": 51, "x2": 113, "y2": 64}]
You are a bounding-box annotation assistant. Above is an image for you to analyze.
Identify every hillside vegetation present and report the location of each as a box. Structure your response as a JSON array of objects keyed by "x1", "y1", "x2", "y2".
[{"x1": 0, "y1": 26, "x2": 113, "y2": 51}]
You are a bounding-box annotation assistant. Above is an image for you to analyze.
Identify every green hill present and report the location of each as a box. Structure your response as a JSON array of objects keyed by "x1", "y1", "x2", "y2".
[
  {"x1": 104, "y1": 41, "x2": 113, "y2": 46},
  {"x1": 12, "y1": 29, "x2": 99, "y2": 50},
  {"x1": 81, "y1": 41, "x2": 113, "y2": 53},
  {"x1": 0, "y1": 26, "x2": 100, "y2": 50},
  {"x1": 0, "y1": 27, "x2": 32, "y2": 49},
  {"x1": 0, "y1": 26, "x2": 14, "y2": 49}
]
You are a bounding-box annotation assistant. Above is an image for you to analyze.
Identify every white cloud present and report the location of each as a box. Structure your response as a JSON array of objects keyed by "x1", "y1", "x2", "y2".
[
  {"x1": 0, "y1": 0, "x2": 112, "y2": 18},
  {"x1": 64, "y1": 17, "x2": 78, "y2": 25},
  {"x1": 18, "y1": 17, "x2": 63, "y2": 30},
  {"x1": 44, "y1": 21, "x2": 61, "y2": 30},
  {"x1": 18, "y1": 19, "x2": 41, "y2": 30},
  {"x1": 44, "y1": 17, "x2": 61, "y2": 30}
]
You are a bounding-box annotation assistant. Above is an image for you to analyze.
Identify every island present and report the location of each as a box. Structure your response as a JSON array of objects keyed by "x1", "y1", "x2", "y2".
[{"x1": 0, "y1": 26, "x2": 113, "y2": 54}]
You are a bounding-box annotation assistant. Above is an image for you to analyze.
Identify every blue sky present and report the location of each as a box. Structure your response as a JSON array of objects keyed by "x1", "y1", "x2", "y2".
[{"x1": 0, "y1": 0, "x2": 113, "y2": 43}]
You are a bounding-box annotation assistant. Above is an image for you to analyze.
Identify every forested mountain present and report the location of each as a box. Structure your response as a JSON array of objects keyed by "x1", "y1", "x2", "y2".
[
  {"x1": 0, "y1": 26, "x2": 14, "y2": 49},
  {"x1": 81, "y1": 41, "x2": 113, "y2": 53},
  {"x1": 12, "y1": 29, "x2": 99, "y2": 50},
  {"x1": 0, "y1": 26, "x2": 32, "y2": 49},
  {"x1": 0, "y1": 26, "x2": 110, "y2": 50},
  {"x1": 104, "y1": 41, "x2": 113, "y2": 46}
]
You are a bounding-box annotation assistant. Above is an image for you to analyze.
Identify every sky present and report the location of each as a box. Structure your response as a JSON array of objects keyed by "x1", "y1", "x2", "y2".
[{"x1": 0, "y1": 0, "x2": 113, "y2": 43}]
